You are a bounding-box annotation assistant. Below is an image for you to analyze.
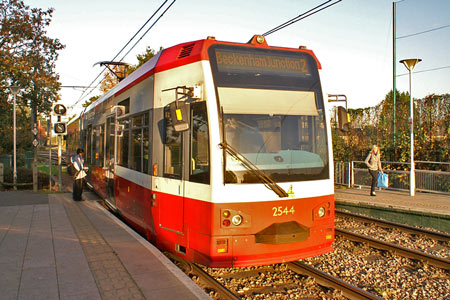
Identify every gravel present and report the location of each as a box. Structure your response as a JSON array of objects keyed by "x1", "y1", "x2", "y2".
[
  {"x1": 335, "y1": 214, "x2": 450, "y2": 259},
  {"x1": 206, "y1": 264, "x2": 347, "y2": 300},
  {"x1": 305, "y1": 235, "x2": 450, "y2": 299}
]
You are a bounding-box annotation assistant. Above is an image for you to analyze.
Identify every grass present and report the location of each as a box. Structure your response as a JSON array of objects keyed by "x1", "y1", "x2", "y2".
[{"x1": 38, "y1": 164, "x2": 67, "y2": 176}]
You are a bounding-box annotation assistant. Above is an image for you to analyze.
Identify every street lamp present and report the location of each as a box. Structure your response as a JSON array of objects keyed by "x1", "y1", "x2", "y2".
[
  {"x1": 399, "y1": 58, "x2": 421, "y2": 196},
  {"x1": 9, "y1": 85, "x2": 20, "y2": 190}
]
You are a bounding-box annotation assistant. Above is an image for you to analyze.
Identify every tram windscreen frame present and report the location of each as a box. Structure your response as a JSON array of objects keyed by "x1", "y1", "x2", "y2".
[{"x1": 209, "y1": 44, "x2": 329, "y2": 184}]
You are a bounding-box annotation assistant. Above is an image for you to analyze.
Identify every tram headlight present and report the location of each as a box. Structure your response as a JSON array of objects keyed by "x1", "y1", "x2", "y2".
[
  {"x1": 231, "y1": 214, "x2": 243, "y2": 226},
  {"x1": 223, "y1": 210, "x2": 231, "y2": 218},
  {"x1": 256, "y1": 35, "x2": 265, "y2": 44},
  {"x1": 318, "y1": 207, "x2": 326, "y2": 218}
]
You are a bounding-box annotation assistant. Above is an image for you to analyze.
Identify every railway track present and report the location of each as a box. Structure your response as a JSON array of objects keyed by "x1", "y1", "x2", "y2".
[
  {"x1": 335, "y1": 210, "x2": 450, "y2": 270},
  {"x1": 336, "y1": 210, "x2": 450, "y2": 242},
  {"x1": 336, "y1": 228, "x2": 450, "y2": 270},
  {"x1": 167, "y1": 251, "x2": 386, "y2": 300},
  {"x1": 38, "y1": 150, "x2": 67, "y2": 165},
  {"x1": 165, "y1": 252, "x2": 241, "y2": 300},
  {"x1": 287, "y1": 261, "x2": 383, "y2": 300}
]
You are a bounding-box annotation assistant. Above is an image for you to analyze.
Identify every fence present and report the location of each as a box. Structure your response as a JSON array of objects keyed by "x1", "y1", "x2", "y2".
[
  {"x1": 335, "y1": 161, "x2": 450, "y2": 195},
  {"x1": 0, "y1": 152, "x2": 34, "y2": 170}
]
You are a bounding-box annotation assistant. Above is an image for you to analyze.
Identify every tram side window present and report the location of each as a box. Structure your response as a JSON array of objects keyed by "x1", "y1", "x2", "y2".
[
  {"x1": 105, "y1": 117, "x2": 115, "y2": 164},
  {"x1": 118, "y1": 98, "x2": 130, "y2": 114},
  {"x1": 131, "y1": 112, "x2": 150, "y2": 173},
  {"x1": 81, "y1": 129, "x2": 87, "y2": 158},
  {"x1": 190, "y1": 102, "x2": 210, "y2": 184},
  {"x1": 93, "y1": 124, "x2": 105, "y2": 167},
  {"x1": 163, "y1": 107, "x2": 182, "y2": 178},
  {"x1": 117, "y1": 118, "x2": 130, "y2": 168},
  {"x1": 86, "y1": 125, "x2": 92, "y2": 165}
]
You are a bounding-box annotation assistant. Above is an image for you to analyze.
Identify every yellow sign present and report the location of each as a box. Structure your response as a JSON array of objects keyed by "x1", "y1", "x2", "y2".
[{"x1": 175, "y1": 108, "x2": 183, "y2": 121}]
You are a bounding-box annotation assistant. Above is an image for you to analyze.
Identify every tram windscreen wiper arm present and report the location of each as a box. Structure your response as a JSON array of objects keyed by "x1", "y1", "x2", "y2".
[{"x1": 219, "y1": 142, "x2": 289, "y2": 198}]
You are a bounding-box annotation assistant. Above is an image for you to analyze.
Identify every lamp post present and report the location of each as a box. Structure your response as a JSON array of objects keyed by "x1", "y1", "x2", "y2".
[
  {"x1": 9, "y1": 85, "x2": 20, "y2": 190},
  {"x1": 399, "y1": 58, "x2": 421, "y2": 196}
]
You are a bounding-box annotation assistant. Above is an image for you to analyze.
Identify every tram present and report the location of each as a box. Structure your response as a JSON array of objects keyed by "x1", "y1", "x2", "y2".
[{"x1": 70, "y1": 35, "x2": 335, "y2": 267}]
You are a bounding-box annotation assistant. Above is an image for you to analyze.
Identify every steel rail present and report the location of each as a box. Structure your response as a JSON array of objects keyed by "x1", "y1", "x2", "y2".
[
  {"x1": 336, "y1": 210, "x2": 450, "y2": 242},
  {"x1": 165, "y1": 253, "x2": 240, "y2": 300},
  {"x1": 336, "y1": 228, "x2": 450, "y2": 270},
  {"x1": 287, "y1": 261, "x2": 383, "y2": 300}
]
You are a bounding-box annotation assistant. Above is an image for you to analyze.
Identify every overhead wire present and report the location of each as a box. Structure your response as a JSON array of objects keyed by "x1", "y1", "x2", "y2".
[
  {"x1": 112, "y1": 0, "x2": 170, "y2": 62},
  {"x1": 397, "y1": 24, "x2": 450, "y2": 39},
  {"x1": 263, "y1": 0, "x2": 342, "y2": 36},
  {"x1": 71, "y1": 0, "x2": 171, "y2": 109},
  {"x1": 396, "y1": 65, "x2": 450, "y2": 77},
  {"x1": 263, "y1": 0, "x2": 334, "y2": 36},
  {"x1": 396, "y1": 23, "x2": 450, "y2": 77},
  {"x1": 119, "y1": 0, "x2": 176, "y2": 62},
  {"x1": 69, "y1": 0, "x2": 176, "y2": 110}
]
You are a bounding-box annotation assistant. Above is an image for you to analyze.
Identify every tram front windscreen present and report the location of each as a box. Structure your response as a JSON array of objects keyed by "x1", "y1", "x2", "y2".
[{"x1": 209, "y1": 44, "x2": 329, "y2": 184}]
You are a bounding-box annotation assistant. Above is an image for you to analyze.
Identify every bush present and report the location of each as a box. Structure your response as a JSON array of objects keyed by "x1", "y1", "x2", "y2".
[{"x1": 2, "y1": 167, "x2": 49, "y2": 190}]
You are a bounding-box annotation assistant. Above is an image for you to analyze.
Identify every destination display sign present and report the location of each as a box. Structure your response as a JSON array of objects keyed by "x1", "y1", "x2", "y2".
[{"x1": 214, "y1": 49, "x2": 311, "y2": 77}]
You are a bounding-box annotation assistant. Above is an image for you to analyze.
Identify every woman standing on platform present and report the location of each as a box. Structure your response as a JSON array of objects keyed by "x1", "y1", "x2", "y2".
[{"x1": 365, "y1": 145, "x2": 383, "y2": 196}]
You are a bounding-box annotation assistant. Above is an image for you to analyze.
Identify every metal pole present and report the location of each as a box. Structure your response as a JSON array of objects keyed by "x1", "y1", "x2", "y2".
[
  {"x1": 13, "y1": 93, "x2": 17, "y2": 190},
  {"x1": 409, "y1": 69, "x2": 415, "y2": 196},
  {"x1": 393, "y1": 2, "x2": 397, "y2": 152},
  {"x1": 351, "y1": 161, "x2": 354, "y2": 187},
  {"x1": 347, "y1": 162, "x2": 351, "y2": 188},
  {"x1": 48, "y1": 117, "x2": 52, "y2": 189},
  {"x1": 58, "y1": 135, "x2": 62, "y2": 192}
]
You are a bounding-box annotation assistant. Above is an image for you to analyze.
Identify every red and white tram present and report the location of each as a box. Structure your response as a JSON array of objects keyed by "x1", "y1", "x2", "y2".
[{"x1": 74, "y1": 35, "x2": 335, "y2": 267}]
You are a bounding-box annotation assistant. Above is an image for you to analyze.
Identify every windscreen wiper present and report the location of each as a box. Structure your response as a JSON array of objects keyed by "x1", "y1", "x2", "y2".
[{"x1": 219, "y1": 141, "x2": 289, "y2": 198}]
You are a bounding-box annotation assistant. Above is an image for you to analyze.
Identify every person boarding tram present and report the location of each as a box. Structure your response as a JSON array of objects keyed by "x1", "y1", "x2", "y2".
[{"x1": 71, "y1": 148, "x2": 88, "y2": 201}]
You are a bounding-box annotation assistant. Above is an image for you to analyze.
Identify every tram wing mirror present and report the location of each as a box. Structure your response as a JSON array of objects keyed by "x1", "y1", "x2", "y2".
[
  {"x1": 337, "y1": 106, "x2": 350, "y2": 132},
  {"x1": 169, "y1": 101, "x2": 189, "y2": 132}
]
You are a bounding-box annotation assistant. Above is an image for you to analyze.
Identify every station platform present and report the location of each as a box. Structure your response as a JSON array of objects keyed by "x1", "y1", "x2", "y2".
[
  {"x1": 0, "y1": 191, "x2": 211, "y2": 300},
  {"x1": 335, "y1": 187, "x2": 450, "y2": 232}
]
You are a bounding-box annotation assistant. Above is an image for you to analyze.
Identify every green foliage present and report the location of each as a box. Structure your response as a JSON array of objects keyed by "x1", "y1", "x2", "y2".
[
  {"x1": 82, "y1": 95, "x2": 100, "y2": 108},
  {"x1": 333, "y1": 92, "x2": 450, "y2": 170},
  {"x1": 2, "y1": 167, "x2": 49, "y2": 189},
  {"x1": 0, "y1": 0, "x2": 64, "y2": 154}
]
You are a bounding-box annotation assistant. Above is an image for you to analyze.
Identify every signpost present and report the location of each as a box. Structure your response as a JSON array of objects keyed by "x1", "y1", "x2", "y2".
[
  {"x1": 47, "y1": 117, "x2": 52, "y2": 189},
  {"x1": 52, "y1": 103, "x2": 67, "y2": 192},
  {"x1": 9, "y1": 86, "x2": 20, "y2": 190},
  {"x1": 32, "y1": 124, "x2": 39, "y2": 148}
]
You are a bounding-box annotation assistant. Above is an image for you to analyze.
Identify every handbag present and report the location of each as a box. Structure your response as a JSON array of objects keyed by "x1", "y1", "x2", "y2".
[{"x1": 377, "y1": 173, "x2": 388, "y2": 188}]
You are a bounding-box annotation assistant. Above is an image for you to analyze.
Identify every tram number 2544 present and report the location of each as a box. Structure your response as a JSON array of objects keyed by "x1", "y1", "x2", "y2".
[{"x1": 272, "y1": 206, "x2": 296, "y2": 217}]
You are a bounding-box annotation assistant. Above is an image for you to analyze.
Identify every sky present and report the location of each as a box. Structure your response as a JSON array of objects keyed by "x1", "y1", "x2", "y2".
[{"x1": 25, "y1": 0, "x2": 450, "y2": 115}]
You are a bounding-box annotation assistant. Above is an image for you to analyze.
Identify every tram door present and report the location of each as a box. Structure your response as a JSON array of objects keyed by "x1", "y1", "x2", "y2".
[
  {"x1": 159, "y1": 101, "x2": 210, "y2": 234},
  {"x1": 159, "y1": 106, "x2": 185, "y2": 233},
  {"x1": 105, "y1": 116, "x2": 116, "y2": 207}
]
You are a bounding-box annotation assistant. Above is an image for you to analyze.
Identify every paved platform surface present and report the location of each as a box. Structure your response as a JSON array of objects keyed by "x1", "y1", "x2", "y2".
[
  {"x1": 0, "y1": 191, "x2": 211, "y2": 300},
  {"x1": 335, "y1": 187, "x2": 450, "y2": 216}
]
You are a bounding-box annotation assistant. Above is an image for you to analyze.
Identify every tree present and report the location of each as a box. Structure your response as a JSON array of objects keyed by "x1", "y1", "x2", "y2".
[
  {"x1": 82, "y1": 95, "x2": 100, "y2": 108},
  {"x1": 333, "y1": 91, "x2": 450, "y2": 170},
  {"x1": 127, "y1": 46, "x2": 162, "y2": 74},
  {"x1": 0, "y1": 0, "x2": 64, "y2": 154},
  {"x1": 99, "y1": 65, "x2": 121, "y2": 94}
]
